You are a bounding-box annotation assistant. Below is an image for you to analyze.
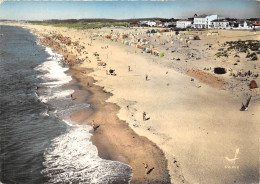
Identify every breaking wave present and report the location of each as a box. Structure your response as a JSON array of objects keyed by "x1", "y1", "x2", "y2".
[{"x1": 35, "y1": 47, "x2": 132, "y2": 183}]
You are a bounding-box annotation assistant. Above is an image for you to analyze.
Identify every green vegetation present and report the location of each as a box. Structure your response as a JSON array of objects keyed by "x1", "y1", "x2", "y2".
[
  {"x1": 215, "y1": 51, "x2": 228, "y2": 58},
  {"x1": 32, "y1": 21, "x2": 129, "y2": 29},
  {"x1": 226, "y1": 40, "x2": 259, "y2": 52}
]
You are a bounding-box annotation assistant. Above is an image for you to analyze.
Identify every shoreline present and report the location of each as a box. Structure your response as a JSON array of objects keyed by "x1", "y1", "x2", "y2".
[
  {"x1": 2, "y1": 23, "x2": 260, "y2": 183},
  {"x1": 67, "y1": 64, "x2": 172, "y2": 184},
  {"x1": 33, "y1": 26, "x2": 173, "y2": 183}
]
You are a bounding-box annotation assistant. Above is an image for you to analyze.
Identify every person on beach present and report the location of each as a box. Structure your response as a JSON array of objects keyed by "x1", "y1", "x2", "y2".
[
  {"x1": 92, "y1": 120, "x2": 95, "y2": 130},
  {"x1": 35, "y1": 86, "x2": 39, "y2": 96},
  {"x1": 143, "y1": 163, "x2": 148, "y2": 173},
  {"x1": 143, "y1": 112, "x2": 146, "y2": 121},
  {"x1": 145, "y1": 74, "x2": 148, "y2": 81},
  {"x1": 92, "y1": 120, "x2": 100, "y2": 131},
  {"x1": 70, "y1": 94, "x2": 73, "y2": 104},
  {"x1": 128, "y1": 66, "x2": 131, "y2": 72}
]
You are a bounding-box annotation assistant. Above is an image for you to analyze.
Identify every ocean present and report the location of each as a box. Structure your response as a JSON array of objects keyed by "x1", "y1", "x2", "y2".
[{"x1": 0, "y1": 25, "x2": 132, "y2": 184}]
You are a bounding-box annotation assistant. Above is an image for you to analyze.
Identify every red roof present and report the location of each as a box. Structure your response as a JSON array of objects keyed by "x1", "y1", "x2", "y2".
[
  {"x1": 130, "y1": 22, "x2": 138, "y2": 24},
  {"x1": 252, "y1": 22, "x2": 260, "y2": 26}
]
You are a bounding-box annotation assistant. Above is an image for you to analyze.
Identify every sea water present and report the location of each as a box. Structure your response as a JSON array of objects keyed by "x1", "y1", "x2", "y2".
[{"x1": 0, "y1": 25, "x2": 132, "y2": 184}]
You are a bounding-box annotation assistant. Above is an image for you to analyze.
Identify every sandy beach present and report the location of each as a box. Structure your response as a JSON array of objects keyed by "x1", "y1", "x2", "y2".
[{"x1": 3, "y1": 22, "x2": 260, "y2": 183}]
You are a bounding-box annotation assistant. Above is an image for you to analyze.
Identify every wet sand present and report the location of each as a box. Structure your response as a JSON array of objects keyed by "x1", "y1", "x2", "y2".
[
  {"x1": 37, "y1": 29, "x2": 172, "y2": 183},
  {"x1": 67, "y1": 66, "x2": 171, "y2": 184}
]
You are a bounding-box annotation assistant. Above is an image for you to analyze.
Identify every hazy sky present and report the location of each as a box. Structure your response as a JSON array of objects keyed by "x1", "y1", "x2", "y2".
[{"x1": 0, "y1": 1, "x2": 259, "y2": 20}]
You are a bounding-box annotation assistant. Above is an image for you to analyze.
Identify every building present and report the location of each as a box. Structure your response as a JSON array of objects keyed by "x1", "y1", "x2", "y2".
[
  {"x1": 193, "y1": 14, "x2": 218, "y2": 29},
  {"x1": 129, "y1": 22, "x2": 139, "y2": 27},
  {"x1": 147, "y1": 21, "x2": 156, "y2": 27},
  {"x1": 176, "y1": 20, "x2": 192, "y2": 28},
  {"x1": 252, "y1": 22, "x2": 260, "y2": 30},
  {"x1": 139, "y1": 21, "x2": 149, "y2": 27},
  {"x1": 139, "y1": 20, "x2": 157, "y2": 27},
  {"x1": 211, "y1": 19, "x2": 230, "y2": 29},
  {"x1": 156, "y1": 21, "x2": 164, "y2": 27},
  {"x1": 238, "y1": 20, "x2": 252, "y2": 29},
  {"x1": 164, "y1": 22, "x2": 176, "y2": 28}
]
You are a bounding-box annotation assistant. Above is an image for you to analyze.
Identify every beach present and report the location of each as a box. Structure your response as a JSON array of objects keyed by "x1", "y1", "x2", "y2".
[{"x1": 3, "y1": 22, "x2": 260, "y2": 183}]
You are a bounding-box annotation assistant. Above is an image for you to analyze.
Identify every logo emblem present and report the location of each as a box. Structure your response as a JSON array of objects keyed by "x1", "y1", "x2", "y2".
[{"x1": 225, "y1": 148, "x2": 239, "y2": 165}]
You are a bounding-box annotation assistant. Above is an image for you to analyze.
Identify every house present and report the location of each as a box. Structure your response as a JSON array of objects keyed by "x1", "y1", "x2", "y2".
[
  {"x1": 140, "y1": 20, "x2": 157, "y2": 27},
  {"x1": 156, "y1": 21, "x2": 164, "y2": 27},
  {"x1": 252, "y1": 22, "x2": 260, "y2": 30},
  {"x1": 238, "y1": 20, "x2": 252, "y2": 29},
  {"x1": 193, "y1": 14, "x2": 218, "y2": 29},
  {"x1": 176, "y1": 20, "x2": 192, "y2": 28},
  {"x1": 211, "y1": 19, "x2": 230, "y2": 29},
  {"x1": 164, "y1": 22, "x2": 176, "y2": 28},
  {"x1": 147, "y1": 21, "x2": 156, "y2": 27},
  {"x1": 139, "y1": 21, "x2": 149, "y2": 27},
  {"x1": 129, "y1": 22, "x2": 139, "y2": 27}
]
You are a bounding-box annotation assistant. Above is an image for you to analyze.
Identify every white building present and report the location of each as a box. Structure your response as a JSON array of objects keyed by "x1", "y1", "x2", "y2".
[
  {"x1": 176, "y1": 20, "x2": 192, "y2": 28},
  {"x1": 193, "y1": 14, "x2": 218, "y2": 29},
  {"x1": 155, "y1": 21, "x2": 164, "y2": 27},
  {"x1": 139, "y1": 21, "x2": 148, "y2": 26},
  {"x1": 239, "y1": 21, "x2": 252, "y2": 29},
  {"x1": 211, "y1": 19, "x2": 230, "y2": 29},
  {"x1": 164, "y1": 22, "x2": 175, "y2": 27},
  {"x1": 139, "y1": 20, "x2": 156, "y2": 27},
  {"x1": 147, "y1": 21, "x2": 156, "y2": 27}
]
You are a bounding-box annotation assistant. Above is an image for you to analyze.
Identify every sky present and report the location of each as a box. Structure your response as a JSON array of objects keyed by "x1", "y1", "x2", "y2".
[{"x1": 0, "y1": 1, "x2": 259, "y2": 21}]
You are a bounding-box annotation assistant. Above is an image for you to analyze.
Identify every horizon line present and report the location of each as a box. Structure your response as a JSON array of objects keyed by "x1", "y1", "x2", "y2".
[{"x1": 1, "y1": 16, "x2": 260, "y2": 22}]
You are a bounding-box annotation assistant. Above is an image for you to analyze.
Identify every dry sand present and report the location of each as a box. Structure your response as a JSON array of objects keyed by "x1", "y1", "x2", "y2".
[{"x1": 3, "y1": 22, "x2": 260, "y2": 184}]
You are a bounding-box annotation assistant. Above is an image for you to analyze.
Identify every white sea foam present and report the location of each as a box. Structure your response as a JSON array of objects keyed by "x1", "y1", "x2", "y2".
[
  {"x1": 40, "y1": 110, "x2": 49, "y2": 117},
  {"x1": 35, "y1": 47, "x2": 132, "y2": 183},
  {"x1": 35, "y1": 38, "x2": 41, "y2": 46},
  {"x1": 42, "y1": 125, "x2": 132, "y2": 184}
]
